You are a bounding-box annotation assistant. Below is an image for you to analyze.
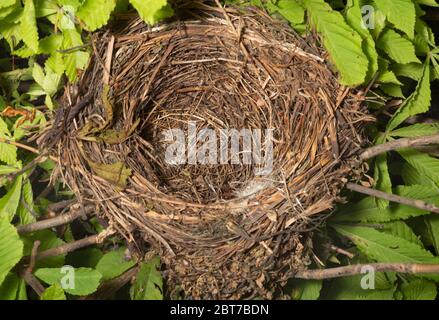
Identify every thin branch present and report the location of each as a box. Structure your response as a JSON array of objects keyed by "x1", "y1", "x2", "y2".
[
  {"x1": 34, "y1": 229, "x2": 115, "y2": 260},
  {"x1": 346, "y1": 182, "x2": 439, "y2": 214},
  {"x1": 0, "y1": 137, "x2": 40, "y2": 154},
  {"x1": 20, "y1": 241, "x2": 45, "y2": 296},
  {"x1": 360, "y1": 133, "x2": 439, "y2": 160},
  {"x1": 82, "y1": 266, "x2": 139, "y2": 300},
  {"x1": 294, "y1": 263, "x2": 439, "y2": 280},
  {"x1": 17, "y1": 205, "x2": 94, "y2": 234},
  {"x1": 330, "y1": 245, "x2": 354, "y2": 259}
]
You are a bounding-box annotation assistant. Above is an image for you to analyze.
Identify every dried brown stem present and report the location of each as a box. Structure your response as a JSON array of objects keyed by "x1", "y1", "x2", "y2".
[
  {"x1": 346, "y1": 182, "x2": 439, "y2": 214},
  {"x1": 360, "y1": 133, "x2": 439, "y2": 160},
  {"x1": 294, "y1": 263, "x2": 439, "y2": 280}
]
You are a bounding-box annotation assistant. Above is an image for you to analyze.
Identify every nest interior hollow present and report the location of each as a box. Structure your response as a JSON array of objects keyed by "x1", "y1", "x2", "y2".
[{"x1": 45, "y1": 3, "x2": 373, "y2": 299}]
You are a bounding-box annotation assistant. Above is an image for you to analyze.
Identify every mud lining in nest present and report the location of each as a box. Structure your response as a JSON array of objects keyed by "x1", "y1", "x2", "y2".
[{"x1": 42, "y1": 3, "x2": 373, "y2": 299}]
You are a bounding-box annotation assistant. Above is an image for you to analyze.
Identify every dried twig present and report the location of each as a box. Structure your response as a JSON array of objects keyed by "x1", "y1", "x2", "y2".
[
  {"x1": 346, "y1": 182, "x2": 439, "y2": 214},
  {"x1": 360, "y1": 133, "x2": 439, "y2": 160},
  {"x1": 294, "y1": 263, "x2": 439, "y2": 280}
]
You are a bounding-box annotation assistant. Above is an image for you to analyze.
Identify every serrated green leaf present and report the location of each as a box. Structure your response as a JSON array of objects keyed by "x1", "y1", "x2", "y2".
[
  {"x1": 0, "y1": 216, "x2": 24, "y2": 286},
  {"x1": 271, "y1": 0, "x2": 305, "y2": 26},
  {"x1": 130, "y1": 257, "x2": 163, "y2": 300},
  {"x1": 303, "y1": 0, "x2": 368, "y2": 86},
  {"x1": 332, "y1": 224, "x2": 439, "y2": 280},
  {"x1": 129, "y1": 0, "x2": 173, "y2": 25},
  {"x1": 373, "y1": 135, "x2": 392, "y2": 208},
  {"x1": 20, "y1": 0, "x2": 39, "y2": 53},
  {"x1": 345, "y1": 0, "x2": 378, "y2": 82},
  {"x1": 374, "y1": 0, "x2": 416, "y2": 38},
  {"x1": 387, "y1": 62, "x2": 431, "y2": 131},
  {"x1": 95, "y1": 248, "x2": 135, "y2": 281},
  {"x1": 392, "y1": 62, "x2": 423, "y2": 80},
  {"x1": 390, "y1": 123, "x2": 439, "y2": 138},
  {"x1": 425, "y1": 215, "x2": 439, "y2": 255},
  {"x1": 380, "y1": 83, "x2": 405, "y2": 98},
  {"x1": 41, "y1": 283, "x2": 66, "y2": 300},
  {"x1": 292, "y1": 279, "x2": 322, "y2": 300},
  {"x1": 382, "y1": 221, "x2": 423, "y2": 247},
  {"x1": 324, "y1": 275, "x2": 395, "y2": 300},
  {"x1": 22, "y1": 230, "x2": 65, "y2": 268},
  {"x1": 401, "y1": 279, "x2": 437, "y2": 300},
  {"x1": 377, "y1": 29, "x2": 420, "y2": 64},
  {"x1": 0, "y1": 175, "x2": 22, "y2": 221},
  {"x1": 0, "y1": 118, "x2": 18, "y2": 165},
  {"x1": 35, "y1": 267, "x2": 102, "y2": 296},
  {"x1": 77, "y1": 0, "x2": 116, "y2": 31},
  {"x1": 61, "y1": 28, "x2": 90, "y2": 82},
  {"x1": 399, "y1": 148, "x2": 439, "y2": 188},
  {"x1": 0, "y1": 0, "x2": 16, "y2": 9},
  {"x1": 332, "y1": 185, "x2": 439, "y2": 222}
]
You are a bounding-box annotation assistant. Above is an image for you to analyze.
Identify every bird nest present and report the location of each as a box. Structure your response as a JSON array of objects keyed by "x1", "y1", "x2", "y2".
[{"x1": 42, "y1": 3, "x2": 373, "y2": 299}]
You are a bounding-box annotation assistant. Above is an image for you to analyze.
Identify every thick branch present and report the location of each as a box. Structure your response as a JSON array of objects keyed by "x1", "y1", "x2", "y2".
[
  {"x1": 346, "y1": 182, "x2": 439, "y2": 214},
  {"x1": 17, "y1": 205, "x2": 94, "y2": 234},
  {"x1": 34, "y1": 229, "x2": 115, "y2": 260},
  {"x1": 295, "y1": 263, "x2": 439, "y2": 280},
  {"x1": 360, "y1": 133, "x2": 439, "y2": 160}
]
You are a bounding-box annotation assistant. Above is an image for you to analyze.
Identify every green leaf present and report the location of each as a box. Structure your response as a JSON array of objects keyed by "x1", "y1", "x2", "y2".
[
  {"x1": 130, "y1": 257, "x2": 163, "y2": 300},
  {"x1": 20, "y1": 0, "x2": 39, "y2": 53},
  {"x1": 95, "y1": 248, "x2": 136, "y2": 281},
  {"x1": 77, "y1": 0, "x2": 116, "y2": 31},
  {"x1": 377, "y1": 29, "x2": 420, "y2": 64},
  {"x1": 0, "y1": 175, "x2": 22, "y2": 221},
  {"x1": 324, "y1": 275, "x2": 395, "y2": 300},
  {"x1": 41, "y1": 283, "x2": 67, "y2": 300},
  {"x1": 381, "y1": 221, "x2": 423, "y2": 247},
  {"x1": 387, "y1": 62, "x2": 431, "y2": 131},
  {"x1": 61, "y1": 28, "x2": 90, "y2": 82},
  {"x1": 129, "y1": 0, "x2": 173, "y2": 25},
  {"x1": 389, "y1": 123, "x2": 439, "y2": 138},
  {"x1": 398, "y1": 149, "x2": 439, "y2": 188},
  {"x1": 332, "y1": 224, "x2": 439, "y2": 280},
  {"x1": 0, "y1": 273, "x2": 21, "y2": 300},
  {"x1": 35, "y1": 267, "x2": 102, "y2": 296},
  {"x1": 303, "y1": 0, "x2": 369, "y2": 86},
  {"x1": 0, "y1": 0, "x2": 16, "y2": 9},
  {"x1": 22, "y1": 230, "x2": 65, "y2": 268},
  {"x1": 17, "y1": 178, "x2": 36, "y2": 225},
  {"x1": 0, "y1": 216, "x2": 24, "y2": 286},
  {"x1": 344, "y1": 0, "x2": 378, "y2": 81},
  {"x1": 380, "y1": 83, "x2": 405, "y2": 98},
  {"x1": 374, "y1": 0, "x2": 416, "y2": 38},
  {"x1": 401, "y1": 279, "x2": 437, "y2": 300},
  {"x1": 392, "y1": 62, "x2": 423, "y2": 80},
  {"x1": 0, "y1": 118, "x2": 18, "y2": 165},
  {"x1": 272, "y1": 0, "x2": 305, "y2": 26},
  {"x1": 332, "y1": 185, "x2": 439, "y2": 222},
  {"x1": 292, "y1": 279, "x2": 322, "y2": 300},
  {"x1": 425, "y1": 215, "x2": 439, "y2": 255},
  {"x1": 373, "y1": 136, "x2": 392, "y2": 208}
]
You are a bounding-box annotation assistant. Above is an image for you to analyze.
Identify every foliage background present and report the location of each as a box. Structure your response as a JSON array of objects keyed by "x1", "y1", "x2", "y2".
[{"x1": 0, "y1": 0, "x2": 438, "y2": 300}]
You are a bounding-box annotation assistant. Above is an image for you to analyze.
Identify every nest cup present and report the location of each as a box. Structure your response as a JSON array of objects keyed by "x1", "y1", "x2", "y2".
[{"x1": 45, "y1": 4, "x2": 373, "y2": 298}]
